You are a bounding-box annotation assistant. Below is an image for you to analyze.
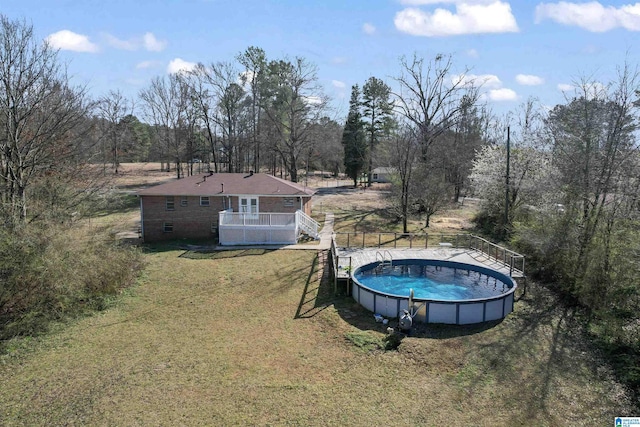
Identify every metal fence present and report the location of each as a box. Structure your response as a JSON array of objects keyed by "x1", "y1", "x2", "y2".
[{"x1": 330, "y1": 232, "x2": 525, "y2": 285}]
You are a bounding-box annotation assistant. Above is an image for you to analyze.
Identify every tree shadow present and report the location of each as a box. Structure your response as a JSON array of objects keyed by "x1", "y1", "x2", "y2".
[
  {"x1": 453, "y1": 284, "x2": 626, "y2": 424},
  {"x1": 294, "y1": 250, "x2": 335, "y2": 319},
  {"x1": 178, "y1": 248, "x2": 274, "y2": 260},
  {"x1": 333, "y1": 207, "x2": 396, "y2": 233},
  {"x1": 141, "y1": 241, "x2": 276, "y2": 260}
]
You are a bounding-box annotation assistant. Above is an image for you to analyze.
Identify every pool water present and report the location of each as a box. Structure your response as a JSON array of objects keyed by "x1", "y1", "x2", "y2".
[{"x1": 355, "y1": 264, "x2": 511, "y2": 301}]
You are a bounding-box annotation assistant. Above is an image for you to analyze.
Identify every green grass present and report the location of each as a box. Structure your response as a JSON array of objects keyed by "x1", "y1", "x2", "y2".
[{"x1": 0, "y1": 246, "x2": 635, "y2": 426}]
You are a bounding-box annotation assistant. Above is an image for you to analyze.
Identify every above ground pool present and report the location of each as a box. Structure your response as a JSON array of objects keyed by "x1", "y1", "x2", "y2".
[{"x1": 351, "y1": 258, "x2": 517, "y2": 325}]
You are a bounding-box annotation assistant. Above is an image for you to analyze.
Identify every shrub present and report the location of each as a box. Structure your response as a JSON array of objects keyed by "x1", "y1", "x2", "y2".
[{"x1": 0, "y1": 222, "x2": 143, "y2": 345}]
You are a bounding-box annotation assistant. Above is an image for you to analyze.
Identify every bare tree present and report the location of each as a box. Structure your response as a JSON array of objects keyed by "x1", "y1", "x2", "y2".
[
  {"x1": 207, "y1": 61, "x2": 247, "y2": 172},
  {"x1": 237, "y1": 46, "x2": 267, "y2": 172},
  {"x1": 0, "y1": 15, "x2": 94, "y2": 224},
  {"x1": 183, "y1": 64, "x2": 220, "y2": 172},
  {"x1": 392, "y1": 53, "x2": 481, "y2": 227},
  {"x1": 97, "y1": 90, "x2": 134, "y2": 174},
  {"x1": 547, "y1": 68, "x2": 640, "y2": 288},
  {"x1": 262, "y1": 57, "x2": 328, "y2": 182},
  {"x1": 385, "y1": 125, "x2": 420, "y2": 233},
  {"x1": 394, "y1": 53, "x2": 479, "y2": 159},
  {"x1": 432, "y1": 97, "x2": 493, "y2": 202},
  {"x1": 139, "y1": 74, "x2": 192, "y2": 178}
]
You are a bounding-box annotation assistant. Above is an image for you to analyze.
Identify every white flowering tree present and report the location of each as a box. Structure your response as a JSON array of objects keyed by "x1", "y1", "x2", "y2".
[{"x1": 469, "y1": 99, "x2": 560, "y2": 234}]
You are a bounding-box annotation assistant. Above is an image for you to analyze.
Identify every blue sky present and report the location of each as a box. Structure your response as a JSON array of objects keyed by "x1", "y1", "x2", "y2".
[{"x1": 4, "y1": 0, "x2": 640, "y2": 118}]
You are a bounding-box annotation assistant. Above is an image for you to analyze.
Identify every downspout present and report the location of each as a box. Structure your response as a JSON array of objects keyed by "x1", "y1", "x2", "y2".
[{"x1": 139, "y1": 196, "x2": 144, "y2": 241}]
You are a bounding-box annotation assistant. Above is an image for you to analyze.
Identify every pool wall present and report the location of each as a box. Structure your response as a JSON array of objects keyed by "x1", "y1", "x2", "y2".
[{"x1": 352, "y1": 259, "x2": 517, "y2": 325}]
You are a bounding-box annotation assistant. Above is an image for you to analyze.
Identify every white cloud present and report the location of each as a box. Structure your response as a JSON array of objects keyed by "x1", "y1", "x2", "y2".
[
  {"x1": 46, "y1": 30, "x2": 98, "y2": 53},
  {"x1": 453, "y1": 73, "x2": 502, "y2": 88},
  {"x1": 453, "y1": 72, "x2": 516, "y2": 101},
  {"x1": 399, "y1": 0, "x2": 496, "y2": 4},
  {"x1": 103, "y1": 32, "x2": 167, "y2": 52},
  {"x1": 167, "y1": 58, "x2": 197, "y2": 74},
  {"x1": 136, "y1": 60, "x2": 160, "y2": 69},
  {"x1": 303, "y1": 96, "x2": 324, "y2": 105},
  {"x1": 332, "y1": 80, "x2": 346, "y2": 89},
  {"x1": 466, "y1": 48, "x2": 479, "y2": 58},
  {"x1": 143, "y1": 32, "x2": 167, "y2": 51},
  {"x1": 239, "y1": 70, "x2": 255, "y2": 86},
  {"x1": 363, "y1": 23, "x2": 377, "y2": 35},
  {"x1": 487, "y1": 88, "x2": 518, "y2": 101},
  {"x1": 557, "y1": 82, "x2": 607, "y2": 99},
  {"x1": 535, "y1": 2, "x2": 640, "y2": 32},
  {"x1": 516, "y1": 74, "x2": 544, "y2": 86},
  {"x1": 394, "y1": 1, "x2": 519, "y2": 36},
  {"x1": 582, "y1": 81, "x2": 607, "y2": 98},
  {"x1": 103, "y1": 33, "x2": 136, "y2": 50},
  {"x1": 331, "y1": 56, "x2": 348, "y2": 64}
]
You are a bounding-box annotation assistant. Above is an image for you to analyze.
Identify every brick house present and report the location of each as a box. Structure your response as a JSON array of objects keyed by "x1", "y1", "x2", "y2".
[{"x1": 138, "y1": 172, "x2": 317, "y2": 244}]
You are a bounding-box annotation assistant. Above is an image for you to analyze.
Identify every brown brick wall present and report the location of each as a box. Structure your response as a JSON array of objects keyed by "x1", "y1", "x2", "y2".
[
  {"x1": 141, "y1": 195, "x2": 313, "y2": 242},
  {"x1": 141, "y1": 195, "x2": 225, "y2": 242}
]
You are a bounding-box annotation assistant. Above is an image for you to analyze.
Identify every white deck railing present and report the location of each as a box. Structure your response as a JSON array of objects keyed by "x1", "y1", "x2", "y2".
[
  {"x1": 218, "y1": 211, "x2": 296, "y2": 227},
  {"x1": 295, "y1": 210, "x2": 319, "y2": 239}
]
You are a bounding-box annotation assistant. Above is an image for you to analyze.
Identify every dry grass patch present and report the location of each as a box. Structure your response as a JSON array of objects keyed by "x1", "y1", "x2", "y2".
[
  {"x1": 0, "y1": 247, "x2": 635, "y2": 426},
  {"x1": 312, "y1": 185, "x2": 478, "y2": 236}
]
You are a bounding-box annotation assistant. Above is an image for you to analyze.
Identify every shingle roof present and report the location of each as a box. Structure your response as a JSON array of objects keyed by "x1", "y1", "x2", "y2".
[
  {"x1": 137, "y1": 172, "x2": 316, "y2": 197},
  {"x1": 372, "y1": 167, "x2": 396, "y2": 174}
]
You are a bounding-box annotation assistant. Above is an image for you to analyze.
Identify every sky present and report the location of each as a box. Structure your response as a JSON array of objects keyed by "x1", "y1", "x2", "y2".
[{"x1": 3, "y1": 0, "x2": 640, "y2": 119}]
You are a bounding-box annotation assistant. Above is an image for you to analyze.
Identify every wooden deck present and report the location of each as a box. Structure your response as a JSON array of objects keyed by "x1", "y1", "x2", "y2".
[{"x1": 335, "y1": 247, "x2": 525, "y2": 279}]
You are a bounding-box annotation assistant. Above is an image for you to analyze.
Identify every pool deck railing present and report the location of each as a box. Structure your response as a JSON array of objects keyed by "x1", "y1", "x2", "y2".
[{"x1": 330, "y1": 232, "x2": 525, "y2": 294}]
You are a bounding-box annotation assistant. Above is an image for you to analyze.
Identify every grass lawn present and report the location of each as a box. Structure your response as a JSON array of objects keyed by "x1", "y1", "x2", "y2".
[{"x1": 0, "y1": 244, "x2": 635, "y2": 425}]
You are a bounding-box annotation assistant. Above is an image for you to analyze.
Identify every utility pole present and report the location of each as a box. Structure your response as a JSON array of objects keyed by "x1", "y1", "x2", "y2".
[{"x1": 504, "y1": 126, "x2": 510, "y2": 236}]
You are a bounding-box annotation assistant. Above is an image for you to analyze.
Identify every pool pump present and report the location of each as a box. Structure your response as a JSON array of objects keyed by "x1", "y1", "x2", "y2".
[
  {"x1": 398, "y1": 288, "x2": 427, "y2": 332},
  {"x1": 398, "y1": 309, "x2": 413, "y2": 331}
]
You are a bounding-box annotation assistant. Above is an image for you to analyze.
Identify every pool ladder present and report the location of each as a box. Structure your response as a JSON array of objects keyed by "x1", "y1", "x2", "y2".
[{"x1": 375, "y1": 250, "x2": 393, "y2": 271}]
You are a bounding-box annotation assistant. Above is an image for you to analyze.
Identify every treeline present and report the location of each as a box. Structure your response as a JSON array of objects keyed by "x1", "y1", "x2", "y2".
[
  {"x1": 469, "y1": 81, "x2": 640, "y2": 391},
  {"x1": 96, "y1": 48, "x2": 344, "y2": 180},
  {"x1": 343, "y1": 55, "x2": 494, "y2": 232},
  {"x1": 0, "y1": 16, "x2": 141, "y2": 345}
]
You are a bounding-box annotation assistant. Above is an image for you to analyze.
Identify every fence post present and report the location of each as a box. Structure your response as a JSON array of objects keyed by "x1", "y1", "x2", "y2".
[
  {"x1": 347, "y1": 233, "x2": 350, "y2": 248},
  {"x1": 394, "y1": 233, "x2": 397, "y2": 248},
  {"x1": 378, "y1": 234, "x2": 381, "y2": 248},
  {"x1": 363, "y1": 232, "x2": 366, "y2": 248},
  {"x1": 409, "y1": 234, "x2": 413, "y2": 249}
]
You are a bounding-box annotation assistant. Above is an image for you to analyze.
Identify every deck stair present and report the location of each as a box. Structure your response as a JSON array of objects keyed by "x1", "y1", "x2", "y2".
[{"x1": 296, "y1": 210, "x2": 320, "y2": 240}]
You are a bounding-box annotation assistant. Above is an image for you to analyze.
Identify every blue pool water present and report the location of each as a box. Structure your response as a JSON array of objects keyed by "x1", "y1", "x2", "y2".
[{"x1": 354, "y1": 263, "x2": 512, "y2": 301}]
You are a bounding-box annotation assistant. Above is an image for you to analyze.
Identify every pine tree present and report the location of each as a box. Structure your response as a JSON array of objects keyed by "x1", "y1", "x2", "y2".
[
  {"x1": 342, "y1": 85, "x2": 367, "y2": 186},
  {"x1": 362, "y1": 77, "x2": 394, "y2": 186}
]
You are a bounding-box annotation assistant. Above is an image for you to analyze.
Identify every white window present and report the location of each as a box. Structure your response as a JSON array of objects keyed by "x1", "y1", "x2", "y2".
[
  {"x1": 373, "y1": 173, "x2": 379, "y2": 180},
  {"x1": 239, "y1": 197, "x2": 258, "y2": 216},
  {"x1": 200, "y1": 196, "x2": 210, "y2": 207},
  {"x1": 163, "y1": 222, "x2": 173, "y2": 233},
  {"x1": 180, "y1": 196, "x2": 188, "y2": 207}
]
